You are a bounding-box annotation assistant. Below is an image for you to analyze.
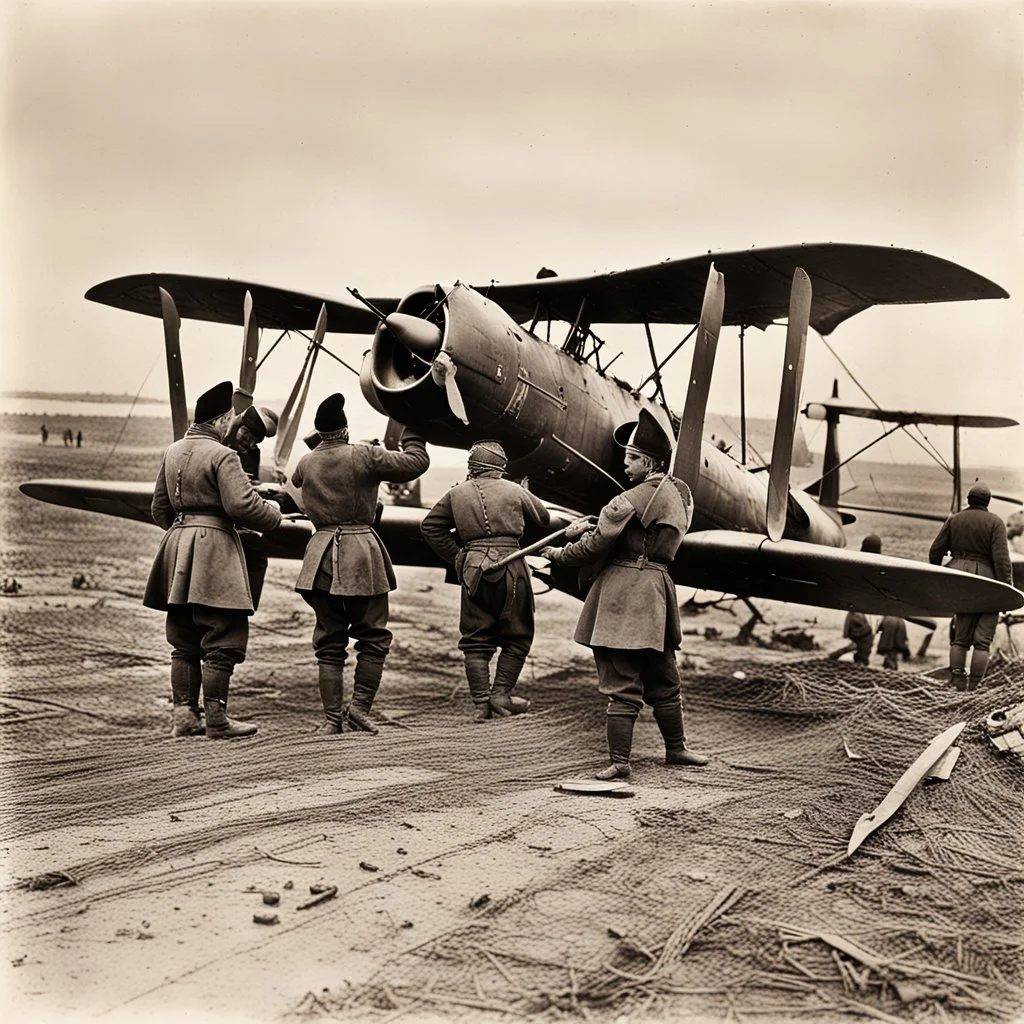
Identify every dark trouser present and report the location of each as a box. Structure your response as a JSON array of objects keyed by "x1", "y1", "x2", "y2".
[
  {"x1": 301, "y1": 589, "x2": 392, "y2": 667},
  {"x1": 881, "y1": 651, "x2": 900, "y2": 671},
  {"x1": 852, "y1": 640, "x2": 872, "y2": 666},
  {"x1": 592, "y1": 647, "x2": 682, "y2": 718},
  {"x1": 457, "y1": 570, "x2": 534, "y2": 661},
  {"x1": 166, "y1": 604, "x2": 248, "y2": 673},
  {"x1": 952, "y1": 612, "x2": 998, "y2": 653}
]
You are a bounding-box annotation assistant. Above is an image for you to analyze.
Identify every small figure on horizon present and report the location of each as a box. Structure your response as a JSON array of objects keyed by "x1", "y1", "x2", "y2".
[
  {"x1": 40, "y1": 423, "x2": 48, "y2": 444},
  {"x1": 76, "y1": 430, "x2": 82, "y2": 448},
  {"x1": 63, "y1": 428, "x2": 72, "y2": 447},
  {"x1": 929, "y1": 481, "x2": 1013, "y2": 690}
]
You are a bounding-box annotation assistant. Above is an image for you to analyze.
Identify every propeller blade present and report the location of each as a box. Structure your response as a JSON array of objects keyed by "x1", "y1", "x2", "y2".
[
  {"x1": 274, "y1": 304, "x2": 325, "y2": 471},
  {"x1": 673, "y1": 264, "x2": 725, "y2": 489},
  {"x1": 158, "y1": 287, "x2": 188, "y2": 441},
  {"x1": 766, "y1": 268, "x2": 812, "y2": 542},
  {"x1": 234, "y1": 290, "x2": 259, "y2": 414},
  {"x1": 431, "y1": 351, "x2": 469, "y2": 425}
]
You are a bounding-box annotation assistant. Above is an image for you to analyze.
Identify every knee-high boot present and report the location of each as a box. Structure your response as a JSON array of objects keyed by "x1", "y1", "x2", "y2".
[
  {"x1": 490, "y1": 650, "x2": 531, "y2": 717},
  {"x1": 949, "y1": 645, "x2": 968, "y2": 690},
  {"x1": 317, "y1": 662, "x2": 345, "y2": 734},
  {"x1": 652, "y1": 700, "x2": 709, "y2": 767},
  {"x1": 595, "y1": 713, "x2": 636, "y2": 780},
  {"x1": 202, "y1": 665, "x2": 257, "y2": 740},
  {"x1": 968, "y1": 649, "x2": 990, "y2": 691},
  {"x1": 464, "y1": 652, "x2": 493, "y2": 723},
  {"x1": 347, "y1": 655, "x2": 383, "y2": 734},
  {"x1": 170, "y1": 659, "x2": 204, "y2": 738}
]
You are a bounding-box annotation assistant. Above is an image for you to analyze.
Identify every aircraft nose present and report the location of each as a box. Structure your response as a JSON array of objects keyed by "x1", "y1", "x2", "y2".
[{"x1": 384, "y1": 312, "x2": 442, "y2": 357}]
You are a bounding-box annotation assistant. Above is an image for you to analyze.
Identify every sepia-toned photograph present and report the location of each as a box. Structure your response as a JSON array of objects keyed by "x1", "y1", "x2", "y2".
[{"x1": 2, "y1": 2, "x2": 1023, "y2": 1022}]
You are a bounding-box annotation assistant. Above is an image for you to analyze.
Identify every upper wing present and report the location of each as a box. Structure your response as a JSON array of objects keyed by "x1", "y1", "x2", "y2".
[
  {"x1": 478, "y1": 244, "x2": 1008, "y2": 335},
  {"x1": 84, "y1": 245, "x2": 1007, "y2": 339},
  {"x1": 673, "y1": 531, "x2": 1023, "y2": 617},
  {"x1": 85, "y1": 274, "x2": 398, "y2": 334}
]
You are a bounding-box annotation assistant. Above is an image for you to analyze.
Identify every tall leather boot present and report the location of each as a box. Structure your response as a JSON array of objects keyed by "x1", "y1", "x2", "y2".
[
  {"x1": 170, "y1": 659, "x2": 204, "y2": 738},
  {"x1": 464, "y1": 652, "x2": 493, "y2": 723},
  {"x1": 202, "y1": 664, "x2": 257, "y2": 740},
  {"x1": 948, "y1": 645, "x2": 968, "y2": 691},
  {"x1": 968, "y1": 649, "x2": 990, "y2": 691},
  {"x1": 490, "y1": 650, "x2": 531, "y2": 717},
  {"x1": 347, "y1": 655, "x2": 382, "y2": 734},
  {"x1": 595, "y1": 713, "x2": 636, "y2": 780},
  {"x1": 317, "y1": 662, "x2": 345, "y2": 734},
  {"x1": 653, "y1": 700, "x2": 709, "y2": 767}
]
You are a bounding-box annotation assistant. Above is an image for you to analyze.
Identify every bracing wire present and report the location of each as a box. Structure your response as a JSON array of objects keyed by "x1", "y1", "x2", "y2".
[{"x1": 98, "y1": 355, "x2": 160, "y2": 476}]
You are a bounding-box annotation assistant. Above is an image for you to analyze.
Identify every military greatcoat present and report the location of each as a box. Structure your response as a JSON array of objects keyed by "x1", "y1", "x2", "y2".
[
  {"x1": 144, "y1": 425, "x2": 283, "y2": 612},
  {"x1": 291, "y1": 429, "x2": 429, "y2": 595},
  {"x1": 550, "y1": 474, "x2": 693, "y2": 651}
]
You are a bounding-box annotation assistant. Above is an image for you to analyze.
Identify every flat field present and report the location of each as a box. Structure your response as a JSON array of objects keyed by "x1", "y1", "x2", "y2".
[{"x1": 1, "y1": 414, "x2": 1023, "y2": 1024}]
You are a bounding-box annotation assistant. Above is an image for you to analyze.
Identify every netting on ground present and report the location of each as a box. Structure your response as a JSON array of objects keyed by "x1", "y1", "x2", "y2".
[{"x1": 292, "y1": 659, "x2": 1024, "y2": 1024}]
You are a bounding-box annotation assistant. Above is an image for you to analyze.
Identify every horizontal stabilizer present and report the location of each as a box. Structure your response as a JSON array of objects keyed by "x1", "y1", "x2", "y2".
[
  {"x1": 86, "y1": 274, "x2": 397, "y2": 334},
  {"x1": 672, "y1": 531, "x2": 1023, "y2": 618},
  {"x1": 804, "y1": 401, "x2": 1018, "y2": 429}
]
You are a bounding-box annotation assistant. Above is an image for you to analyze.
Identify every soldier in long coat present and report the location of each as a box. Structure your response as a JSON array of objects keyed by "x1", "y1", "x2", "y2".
[
  {"x1": 292, "y1": 393, "x2": 429, "y2": 733},
  {"x1": 420, "y1": 441, "x2": 551, "y2": 721},
  {"x1": 144, "y1": 381, "x2": 283, "y2": 739},
  {"x1": 542, "y1": 408, "x2": 708, "y2": 780},
  {"x1": 929, "y1": 481, "x2": 1013, "y2": 689}
]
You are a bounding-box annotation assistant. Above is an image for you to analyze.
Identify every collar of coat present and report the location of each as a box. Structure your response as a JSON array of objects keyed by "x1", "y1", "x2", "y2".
[{"x1": 185, "y1": 423, "x2": 223, "y2": 442}]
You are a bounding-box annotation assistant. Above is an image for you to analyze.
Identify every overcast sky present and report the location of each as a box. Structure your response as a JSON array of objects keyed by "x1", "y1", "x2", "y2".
[{"x1": 3, "y1": 0, "x2": 1022, "y2": 472}]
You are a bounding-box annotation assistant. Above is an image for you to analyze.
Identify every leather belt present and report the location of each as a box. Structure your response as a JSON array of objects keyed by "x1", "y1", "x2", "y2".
[{"x1": 610, "y1": 557, "x2": 670, "y2": 572}]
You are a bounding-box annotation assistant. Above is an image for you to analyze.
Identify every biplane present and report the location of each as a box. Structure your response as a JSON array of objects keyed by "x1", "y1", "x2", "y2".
[{"x1": 20, "y1": 243, "x2": 1024, "y2": 619}]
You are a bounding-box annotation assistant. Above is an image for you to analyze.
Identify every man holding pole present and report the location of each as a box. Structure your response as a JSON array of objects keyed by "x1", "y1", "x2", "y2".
[
  {"x1": 421, "y1": 440, "x2": 553, "y2": 722},
  {"x1": 540, "y1": 409, "x2": 708, "y2": 779}
]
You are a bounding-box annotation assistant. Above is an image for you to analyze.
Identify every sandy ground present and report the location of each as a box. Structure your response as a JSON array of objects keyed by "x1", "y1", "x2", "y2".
[{"x1": 1, "y1": 428, "x2": 1022, "y2": 1024}]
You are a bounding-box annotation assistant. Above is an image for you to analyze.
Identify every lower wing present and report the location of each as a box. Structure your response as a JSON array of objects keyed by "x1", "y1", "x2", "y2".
[
  {"x1": 19, "y1": 481, "x2": 1021, "y2": 617},
  {"x1": 675, "y1": 531, "x2": 1023, "y2": 618}
]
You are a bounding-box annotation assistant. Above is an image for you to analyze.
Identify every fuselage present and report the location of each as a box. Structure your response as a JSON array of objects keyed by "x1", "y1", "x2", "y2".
[{"x1": 362, "y1": 282, "x2": 846, "y2": 549}]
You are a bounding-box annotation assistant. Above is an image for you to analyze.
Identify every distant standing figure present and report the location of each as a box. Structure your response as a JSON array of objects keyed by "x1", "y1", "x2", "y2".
[
  {"x1": 876, "y1": 616, "x2": 911, "y2": 670},
  {"x1": 420, "y1": 441, "x2": 551, "y2": 722},
  {"x1": 828, "y1": 535, "x2": 882, "y2": 665},
  {"x1": 63, "y1": 428, "x2": 72, "y2": 447},
  {"x1": 144, "y1": 381, "x2": 282, "y2": 739},
  {"x1": 929, "y1": 481, "x2": 1013, "y2": 690},
  {"x1": 40, "y1": 423, "x2": 48, "y2": 444},
  {"x1": 76, "y1": 430, "x2": 82, "y2": 448},
  {"x1": 292, "y1": 393, "x2": 429, "y2": 734}
]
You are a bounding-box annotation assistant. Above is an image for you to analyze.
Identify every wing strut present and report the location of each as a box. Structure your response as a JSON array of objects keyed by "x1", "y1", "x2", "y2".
[
  {"x1": 158, "y1": 287, "x2": 188, "y2": 442},
  {"x1": 766, "y1": 269, "x2": 811, "y2": 542},
  {"x1": 673, "y1": 264, "x2": 725, "y2": 490},
  {"x1": 274, "y1": 304, "x2": 325, "y2": 472}
]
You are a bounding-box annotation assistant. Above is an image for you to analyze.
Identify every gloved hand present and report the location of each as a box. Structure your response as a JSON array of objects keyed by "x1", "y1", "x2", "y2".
[
  {"x1": 564, "y1": 515, "x2": 596, "y2": 540},
  {"x1": 539, "y1": 546, "x2": 560, "y2": 561}
]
